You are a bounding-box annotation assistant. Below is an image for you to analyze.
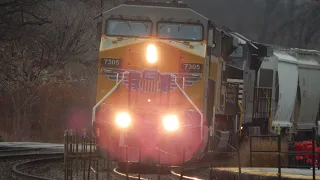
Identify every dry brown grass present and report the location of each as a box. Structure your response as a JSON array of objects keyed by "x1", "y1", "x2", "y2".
[
  {"x1": 241, "y1": 137, "x2": 288, "y2": 167},
  {"x1": 228, "y1": 137, "x2": 289, "y2": 167}
]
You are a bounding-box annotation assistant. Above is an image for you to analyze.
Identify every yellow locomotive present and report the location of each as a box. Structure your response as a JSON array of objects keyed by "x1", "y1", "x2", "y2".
[{"x1": 93, "y1": 0, "x2": 235, "y2": 166}]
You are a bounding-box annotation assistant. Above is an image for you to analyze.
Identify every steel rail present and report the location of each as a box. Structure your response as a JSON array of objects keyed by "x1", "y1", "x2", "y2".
[
  {"x1": 0, "y1": 152, "x2": 63, "y2": 160},
  {"x1": 0, "y1": 148, "x2": 42, "y2": 153},
  {"x1": 11, "y1": 155, "x2": 63, "y2": 180}
]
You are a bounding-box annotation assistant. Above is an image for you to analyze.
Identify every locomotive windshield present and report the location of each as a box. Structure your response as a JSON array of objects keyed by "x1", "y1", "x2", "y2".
[
  {"x1": 157, "y1": 22, "x2": 203, "y2": 41},
  {"x1": 106, "y1": 19, "x2": 152, "y2": 37},
  {"x1": 229, "y1": 45, "x2": 244, "y2": 58}
]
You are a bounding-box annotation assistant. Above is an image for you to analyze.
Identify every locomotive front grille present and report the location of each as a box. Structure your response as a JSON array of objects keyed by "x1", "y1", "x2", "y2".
[{"x1": 139, "y1": 78, "x2": 160, "y2": 93}]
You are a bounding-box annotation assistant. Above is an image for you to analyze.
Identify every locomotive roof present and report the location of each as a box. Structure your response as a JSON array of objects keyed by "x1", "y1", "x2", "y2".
[
  {"x1": 101, "y1": 2, "x2": 210, "y2": 38},
  {"x1": 267, "y1": 44, "x2": 320, "y2": 57},
  {"x1": 99, "y1": 1, "x2": 272, "y2": 59},
  {"x1": 124, "y1": 0, "x2": 189, "y2": 8},
  {"x1": 102, "y1": 3, "x2": 208, "y2": 22}
]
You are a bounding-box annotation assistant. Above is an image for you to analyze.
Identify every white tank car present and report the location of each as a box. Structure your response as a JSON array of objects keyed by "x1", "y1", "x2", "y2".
[{"x1": 259, "y1": 46, "x2": 320, "y2": 133}]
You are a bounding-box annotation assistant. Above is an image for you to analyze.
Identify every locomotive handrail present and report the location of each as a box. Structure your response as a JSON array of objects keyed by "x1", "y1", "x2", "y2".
[
  {"x1": 182, "y1": 77, "x2": 185, "y2": 90},
  {"x1": 171, "y1": 74, "x2": 204, "y2": 140},
  {"x1": 92, "y1": 72, "x2": 129, "y2": 125},
  {"x1": 116, "y1": 73, "x2": 119, "y2": 84}
]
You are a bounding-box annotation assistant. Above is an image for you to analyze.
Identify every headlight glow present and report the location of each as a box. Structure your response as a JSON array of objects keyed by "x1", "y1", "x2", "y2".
[
  {"x1": 115, "y1": 112, "x2": 131, "y2": 128},
  {"x1": 162, "y1": 114, "x2": 179, "y2": 132},
  {"x1": 146, "y1": 44, "x2": 157, "y2": 63}
]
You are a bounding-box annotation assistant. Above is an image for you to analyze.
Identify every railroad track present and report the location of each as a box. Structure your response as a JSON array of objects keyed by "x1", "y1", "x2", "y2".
[
  {"x1": 113, "y1": 167, "x2": 176, "y2": 180},
  {"x1": 6, "y1": 154, "x2": 212, "y2": 180},
  {"x1": 0, "y1": 147, "x2": 40, "y2": 152},
  {"x1": 11, "y1": 156, "x2": 63, "y2": 180},
  {"x1": 111, "y1": 150, "x2": 236, "y2": 180},
  {"x1": 110, "y1": 154, "x2": 235, "y2": 180},
  {"x1": 0, "y1": 145, "x2": 64, "y2": 180},
  {"x1": 8, "y1": 157, "x2": 218, "y2": 180},
  {"x1": 0, "y1": 151, "x2": 63, "y2": 161},
  {"x1": 0, "y1": 147, "x2": 63, "y2": 180},
  {"x1": 0, "y1": 146, "x2": 63, "y2": 159},
  {"x1": 0, "y1": 148, "x2": 42, "y2": 155},
  {"x1": 112, "y1": 165, "x2": 207, "y2": 180},
  {"x1": 1, "y1": 147, "x2": 231, "y2": 180}
]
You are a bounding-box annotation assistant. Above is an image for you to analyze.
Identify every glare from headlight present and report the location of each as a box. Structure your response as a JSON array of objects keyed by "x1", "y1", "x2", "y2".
[
  {"x1": 146, "y1": 44, "x2": 157, "y2": 63},
  {"x1": 162, "y1": 114, "x2": 179, "y2": 132},
  {"x1": 115, "y1": 112, "x2": 131, "y2": 128}
]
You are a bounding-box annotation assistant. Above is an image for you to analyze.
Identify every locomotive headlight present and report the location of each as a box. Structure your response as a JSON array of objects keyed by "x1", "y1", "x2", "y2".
[
  {"x1": 146, "y1": 44, "x2": 157, "y2": 63},
  {"x1": 162, "y1": 114, "x2": 180, "y2": 132},
  {"x1": 115, "y1": 112, "x2": 131, "y2": 128}
]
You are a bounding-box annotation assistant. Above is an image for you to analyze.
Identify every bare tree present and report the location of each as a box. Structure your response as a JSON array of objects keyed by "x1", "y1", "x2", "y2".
[
  {"x1": 274, "y1": 1, "x2": 320, "y2": 49},
  {"x1": 0, "y1": 40, "x2": 43, "y2": 136},
  {"x1": 0, "y1": 0, "x2": 51, "y2": 41},
  {"x1": 259, "y1": 0, "x2": 281, "y2": 42},
  {"x1": 0, "y1": 0, "x2": 98, "y2": 139}
]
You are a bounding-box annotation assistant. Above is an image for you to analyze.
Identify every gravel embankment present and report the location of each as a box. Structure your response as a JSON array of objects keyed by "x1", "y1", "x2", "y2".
[
  {"x1": 0, "y1": 148, "x2": 63, "y2": 180},
  {"x1": 21, "y1": 160, "x2": 118, "y2": 180},
  {"x1": 0, "y1": 159, "x2": 31, "y2": 180},
  {"x1": 21, "y1": 161, "x2": 64, "y2": 179}
]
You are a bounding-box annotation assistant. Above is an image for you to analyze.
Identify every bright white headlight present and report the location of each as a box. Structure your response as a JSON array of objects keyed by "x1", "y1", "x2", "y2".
[
  {"x1": 162, "y1": 114, "x2": 179, "y2": 132},
  {"x1": 146, "y1": 44, "x2": 157, "y2": 63},
  {"x1": 115, "y1": 112, "x2": 131, "y2": 128}
]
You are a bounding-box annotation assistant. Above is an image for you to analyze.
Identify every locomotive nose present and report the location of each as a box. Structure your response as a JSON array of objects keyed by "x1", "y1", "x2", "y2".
[
  {"x1": 139, "y1": 135, "x2": 157, "y2": 149},
  {"x1": 138, "y1": 126, "x2": 159, "y2": 149}
]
